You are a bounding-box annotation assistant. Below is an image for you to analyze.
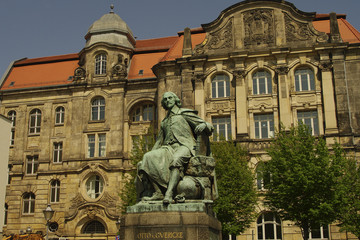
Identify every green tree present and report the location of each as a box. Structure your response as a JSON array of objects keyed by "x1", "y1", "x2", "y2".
[
  {"x1": 119, "y1": 131, "x2": 156, "y2": 212},
  {"x1": 211, "y1": 140, "x2": 257, "y2": 237},
  {"x1": 265, "y1": 123, "x2": 349, "y2": 240},
  {"x1": 337, "y1": 154, "x2": 360, "y2": 239}
]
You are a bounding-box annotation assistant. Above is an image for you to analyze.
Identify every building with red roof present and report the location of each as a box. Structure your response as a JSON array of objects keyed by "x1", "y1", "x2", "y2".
[{"x1": 1, "y1": 1, "x2": 360, "y2": 239}]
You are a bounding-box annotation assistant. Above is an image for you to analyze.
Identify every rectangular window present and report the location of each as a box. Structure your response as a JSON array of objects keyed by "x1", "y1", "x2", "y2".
[
  {"x1": 254, "y1": 114, "x2": 274, "y2": 139},
  {"x1": 295, "y1": 69, "x2": 315, "y2": 91},
  {"x1": 98, "y1": 134, "x2": 106, "y2": 157},
  {"x1": 212, "y1": 117, "x2": 232, "y2": 141},
  {"x1": 297, "y1": 111, "x2": 319, "y2": 136},
  {"x1": 53, "y1": 142, "x2": 63, "y2": 163},
  {"x1": 26, "y1": 156, "x2": 39, "y2": 175},
  {"x1": 88, "y1": 135, "x2": 95, "y2": 158},
  {"x1": 88, "y1": 134, "x2": 106, "y2": 158}
]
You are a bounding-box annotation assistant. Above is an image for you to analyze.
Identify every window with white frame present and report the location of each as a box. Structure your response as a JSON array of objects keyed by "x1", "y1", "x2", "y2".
[
  {"x1": 55, "y1": 106, "x2": 65, "y2": 125},
  {"x1": 91, "y1": 97, "x2": 105, "y2": 121},
  {"x1": 257, "y1": 212, "x2": 282, "y2": 240},
  {"x1": 50, "y1": 180, "x2": 60, "y2": 203},
  {"x1": 256, "y1": 162, "x2": 271, "y2": 191},
  {"x1": 253, "y1": 71, "x2": 272, "y2": 95},
  {"x1": 309, "y1": 225, "x2": 329, "y2": 239},
  {"x1": 131, "y1": 103, "x2": 155, "y2": 122},
  {"x1": 26, "y1": 155, "x2": 39, "y2": 175},
  {"x1": 212, "y1": 117, "x2": 232, "y2": 141},
  {"x1": 297, "y1": 111, "x2": 319, "y2": 136},
  {"x1": 86, "y1": 175, "x2": 104, "y2": 199},
  {"x1": 211, "y1": 74, "x2": 230, "y2": 98},
  {"x1": 254, "y1": 114, "x2": 274, "y2": 139},
  {"x1": 23, "y1": 193, "x2": 35, "y2": 214},
  {"x1": 29, "y1": 109, "x2": 41, "y2": 134},
  {"x1": 8, "y1": 110, "x2": 16, "y2": 145},
  {"x1": 88, "y1": 134, "x2": 106, "y2": 158},
  {"x1": 295, "y1": 68, "x2": 315, "y2": 92},
  {"x1": 53, "y1": 142, "x2": 63, "y2": 163},
  {"x1": 95, "y1": 53, "x2": 107, "y2": 75}
]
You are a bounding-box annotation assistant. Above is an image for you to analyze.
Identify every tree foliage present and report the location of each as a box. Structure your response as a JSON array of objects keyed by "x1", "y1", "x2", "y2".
[
  {"x1": 212, "y1": 140, "x2": 257, "y2": 236},
  {"x1": 337, "y1": 155, "x2": 360, "y2": 239},
  {"x1": 265, "y1": 123, "x2": 350, "y2": 240}
]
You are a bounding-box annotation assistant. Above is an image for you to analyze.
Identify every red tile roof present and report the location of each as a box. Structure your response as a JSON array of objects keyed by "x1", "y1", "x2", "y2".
[
  {"x1": 128, "y1": 52, "x2": 167, "y2": 79},
  {"x1": 1, "y1": 54, "x2": 79, "y2": 90},
  {"x1": 1, "y1": 15, "x2": 360, "y2": 91},
  {"x1": 161, "y1": 33, "x2": 206, "y2": 61},
  {"x1": 135, "y1": 36, "x2": 178, "y2": 53}
]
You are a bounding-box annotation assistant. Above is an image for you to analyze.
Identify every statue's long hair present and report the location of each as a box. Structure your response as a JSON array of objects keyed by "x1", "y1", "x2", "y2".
[{"x1": 161, "y1": 92, "x2": 182, "y2": 110}]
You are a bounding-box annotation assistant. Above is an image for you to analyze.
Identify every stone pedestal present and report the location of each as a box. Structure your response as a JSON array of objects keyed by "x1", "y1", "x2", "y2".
[{"x1": 120, "y1": 202, "x2": 222, "y2": 240}]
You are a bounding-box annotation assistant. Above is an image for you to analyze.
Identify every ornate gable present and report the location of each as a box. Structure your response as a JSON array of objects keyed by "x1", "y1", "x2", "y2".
[{"x1": 194, "y1": 0, "x2": 328, "y2": 55}]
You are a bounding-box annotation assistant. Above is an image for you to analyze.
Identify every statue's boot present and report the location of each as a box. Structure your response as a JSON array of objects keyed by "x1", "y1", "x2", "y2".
[
  {"x1": 142, "y1": 182, "x2": 164, "y2": 201},
  {"x1": 163, "y1": 168, "x2": 180, "y2": 205},
  {"x1": 142, "y1": 191, "x2": 164, "y2": 201}
]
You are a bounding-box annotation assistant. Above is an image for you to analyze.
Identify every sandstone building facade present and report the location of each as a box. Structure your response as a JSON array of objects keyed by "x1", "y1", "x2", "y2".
[{"x1": 1, "y1": 0, "x2": 359, "y2": 239}]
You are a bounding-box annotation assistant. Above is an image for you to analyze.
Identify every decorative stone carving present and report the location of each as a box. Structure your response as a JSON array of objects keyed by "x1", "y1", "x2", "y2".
[
  {"x1": 194, "y1": 18, "x2": 233, "y2": 55},
  {"x1": 243, "y1": 9, "x2": 275, "y2": 47},
  {"x1": 112, "y1": 54, "x2": 128, "y2": 79},
  {"x1": 319, "y1": 62, "x2": 333, "y2": 71},
  {"x1": 275, "y1": 66, "x2": 289, "y2": 75},
  {"x1": 233, "y1": 70, "x2": 247, "y2": 79},
  {"x1": 84, "y1": 206, "x2": 101, "y2": 219},
  {"x1": 74, "y1": 67, "x2": 86, "y2": 81},
  {"x1": 284, "y1": 13, "x2": 328, "y2": 43}
]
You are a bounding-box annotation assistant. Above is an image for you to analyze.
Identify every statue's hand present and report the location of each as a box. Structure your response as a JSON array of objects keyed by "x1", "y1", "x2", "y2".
[{"x1": 195, "y1": 123, "x2": 207, "y2": 135}]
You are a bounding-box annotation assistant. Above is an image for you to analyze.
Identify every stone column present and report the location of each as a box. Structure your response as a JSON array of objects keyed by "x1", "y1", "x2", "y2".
[
  {"x1": 233, "y1": 70, "x2": 248, "y2": 137},
  {"x1": 319, "y1": 61, "x2": 338, "y2": 134},
  {"x1": 193, "y1": 73, "x2": 206, "y2": 119},
  {"x1": 275, "y1": 66, "x2": 291, "y2": 128}
]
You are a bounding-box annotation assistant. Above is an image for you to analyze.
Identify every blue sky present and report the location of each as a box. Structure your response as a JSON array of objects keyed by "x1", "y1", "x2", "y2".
[{"x1": 1, "y1": 0, "x2": 359, "y2": 77}]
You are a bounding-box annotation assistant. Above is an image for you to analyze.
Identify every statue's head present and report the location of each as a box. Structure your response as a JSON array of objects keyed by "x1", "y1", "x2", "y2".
[{"x1": 161, "y1": 92, "x2": 182, "y2": 110}]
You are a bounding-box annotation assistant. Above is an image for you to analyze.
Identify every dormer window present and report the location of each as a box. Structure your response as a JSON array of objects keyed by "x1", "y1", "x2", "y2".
[{"x1": 95, "y1": 53, "x2": 107, "y2": 75}]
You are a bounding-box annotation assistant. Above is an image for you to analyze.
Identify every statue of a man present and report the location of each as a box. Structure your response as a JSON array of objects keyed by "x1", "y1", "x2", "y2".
[{"x1": 136, "y1": 92, "x2": 213, "y2": 204}]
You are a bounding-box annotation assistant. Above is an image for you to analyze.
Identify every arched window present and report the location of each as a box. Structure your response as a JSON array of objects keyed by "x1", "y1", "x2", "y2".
[
  {"x1": 23, "y1": 192, "x2": 35, "y2": 214},
  {"x1": 91, "y1": 97, "x2": 105, "y2": 121},
  {"x1": 82, "y1": 220, "x2": 106, "y2": 234},
  {"x1": 257, "y1": 212, "x2": 282, "y2": 240},
  {"x1": 29, "y1": 109, "x2": 41, "y2": 134},
  {"x1": 50, "y1": 180, "x2": 60, "y2": 203},
  {"x1": 131, "y1": 103, "x2": 155, "y2": 122},
  {"x1": 256, "y1": 162, "x2": 271, "y2": 191},
  {"x1": 294, "y1": 67, "x2": 315, "y2": 91},
  {"x1": 55, "y1": 106, "x2": 65, "y2": 125},
  {"x1": 86, "y1": 175, "x2": 104, "y2": 199},
  {"x1": 211, "y1": 74, "x2": 230, "y2": 98},
  {"x1": 95, "y1": 54, "x2": 107, "y2": 75},
  {"x1": 253, "y1": 71, "x2": 272, "y2": 95},
  {"x1": 8, "y1": 110, "x2": 16, "y2": 145}
]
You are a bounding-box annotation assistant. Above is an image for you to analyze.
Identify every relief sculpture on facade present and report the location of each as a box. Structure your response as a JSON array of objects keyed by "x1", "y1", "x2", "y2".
[
  {"x1": 194, "y1": 18, "x2": 233, "y2": 55},
  {"x1": 284, "y1": 13, "x2": 328, "y2": 43},
  {"x1": 243, "y1": 9, "x2": 275, "y2": 47}
]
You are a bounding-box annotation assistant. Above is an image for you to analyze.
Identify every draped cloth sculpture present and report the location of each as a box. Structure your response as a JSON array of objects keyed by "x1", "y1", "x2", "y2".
[{"x1": 136, "y1": 92, "x2": 217, "y2": 205}]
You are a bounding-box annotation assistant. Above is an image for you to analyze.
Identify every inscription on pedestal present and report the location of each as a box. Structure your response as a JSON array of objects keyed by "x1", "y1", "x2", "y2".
[{"x1": 135, "y1": 228, "x2": 185, "y2": 240}]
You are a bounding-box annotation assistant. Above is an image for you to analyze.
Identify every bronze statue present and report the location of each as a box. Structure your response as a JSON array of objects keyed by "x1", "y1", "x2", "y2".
[{"x1": 136, "y1": 92, "x2": 216, "y2": 204}]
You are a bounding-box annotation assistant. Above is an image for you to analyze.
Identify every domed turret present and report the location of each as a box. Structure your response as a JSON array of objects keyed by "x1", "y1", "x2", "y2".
[{"x1": 85, "y1": 5, "x2": 135, "y2": 49}]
